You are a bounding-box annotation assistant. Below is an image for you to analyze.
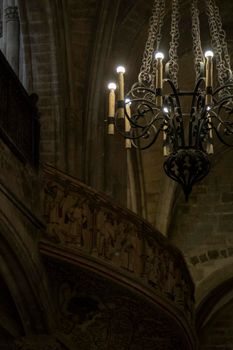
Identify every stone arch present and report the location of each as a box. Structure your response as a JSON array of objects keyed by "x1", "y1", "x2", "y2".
[
  {"x1": 0, "y1": 210, "x2": 56, "y2": 336},
  {"x1": 196, "y1": 274, "x2": 233, "y2": 332},
  {"x1": 195, "y1": 261, "x2": 233, "y2": 309},
  {"x1": 196, "y1": 274, "x2": 233, "y2": 348}
]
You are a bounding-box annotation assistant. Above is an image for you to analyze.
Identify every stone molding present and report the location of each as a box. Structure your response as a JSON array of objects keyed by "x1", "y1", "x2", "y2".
[{"x1": 5, "y1": 6, "x2": 19, "y2": 22}]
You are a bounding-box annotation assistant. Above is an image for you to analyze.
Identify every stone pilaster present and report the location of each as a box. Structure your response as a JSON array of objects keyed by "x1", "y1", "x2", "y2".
[
  {"x1": 64, "y1": 107, "x2": 81, "y2": 177},
  {"x1": 5, "y1": 5, "x2": 20, "y2": 74}
]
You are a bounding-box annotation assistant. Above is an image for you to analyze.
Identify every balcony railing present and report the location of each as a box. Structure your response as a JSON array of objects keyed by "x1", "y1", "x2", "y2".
[{"x1": 0, "y1": 50, "x2": 39, "y2": 166}]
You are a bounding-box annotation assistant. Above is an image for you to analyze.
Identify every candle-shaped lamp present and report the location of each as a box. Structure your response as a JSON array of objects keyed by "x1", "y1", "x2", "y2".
[
  {"x1": 155, "y1": 52, "x2": 164, "y2": 108},
  {"x1": 205, "y1": 50, "x2": 214, "y2": 107},
  {"x1": 108, "y1": 82, "x2": 117, "y2": 134},
  {"x1": 125, "y1": 98, "x2": 131, "y2": 148},
  {"x1": 116, "y1": 66, "x2": 126, "y2": 118}
]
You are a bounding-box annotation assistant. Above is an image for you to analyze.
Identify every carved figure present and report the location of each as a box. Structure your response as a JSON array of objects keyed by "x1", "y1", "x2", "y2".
[
  {"x1": 44, "y1": 183, "x2": 68, "y2": 242},
  {"x1": 97, "y1": 212, "x2": 116, "y2": 259},
  {"x1": 64, "y1": 200, "x2": 88, "y2": 247},
  {"x1": 144, "y1": 245, "x2": 160, "y2": 287}
]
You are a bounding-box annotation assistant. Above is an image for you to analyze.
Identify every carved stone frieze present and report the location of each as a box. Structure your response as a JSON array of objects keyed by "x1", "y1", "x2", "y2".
[{"x1": 42, "y1": 165, "x2": 195, "y2": 325}]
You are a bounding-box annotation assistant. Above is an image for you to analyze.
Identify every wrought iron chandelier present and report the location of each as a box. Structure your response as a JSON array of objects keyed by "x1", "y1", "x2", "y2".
[{"x1": 107, "y1": 0, "x2": 233, "y2": 199}]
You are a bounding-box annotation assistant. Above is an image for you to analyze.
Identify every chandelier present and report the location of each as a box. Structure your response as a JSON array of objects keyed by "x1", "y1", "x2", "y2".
[{"x1": 106, "y1": 0, "x2": 233, "y2": 200}]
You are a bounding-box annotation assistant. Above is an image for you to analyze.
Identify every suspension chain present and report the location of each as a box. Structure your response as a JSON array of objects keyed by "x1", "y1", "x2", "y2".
[
  {"x1": 138, "y1": 0, "x2": 166, "y2": 86},
  {"x1": 191, "y1": 0, "x2": 204, "y2": 82},
  {"x1": 205, "y1": 0, "x2": 232, "y2": 87},
  {"x1": 167, "y1": 0, "x2": 180, "y2": 89}
]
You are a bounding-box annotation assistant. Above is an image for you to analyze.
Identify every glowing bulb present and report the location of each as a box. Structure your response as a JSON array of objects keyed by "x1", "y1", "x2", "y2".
[
  {"x1": 155, "y1": 52, "x2": 164, "y2": 60},
  {"x1": 206, "y1": 105, "x2": 211, "y2": 111},
  {"x1": 125, "y1": 98, "x2": 131, "y2": 105},
  {"x1": 163, "y1": 107, "x2": 169, "y2": 114},
  {"x1": 108, "y1": 82, "x2": 117, "y2": 90},
  {"x1": 205, "y1": 50, "x2": 214, "y2": 58},
  {"x1": 116, "y1": 66, "x2": 126, "y2": 73}
]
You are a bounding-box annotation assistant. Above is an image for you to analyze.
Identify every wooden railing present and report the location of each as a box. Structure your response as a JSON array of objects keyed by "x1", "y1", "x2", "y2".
[
  {"x1": 0, "y1": 50, "x2": 39, "y2": 166},
  {"x1": 42, "y1": 164, "x2": 195, "y2": 325}
]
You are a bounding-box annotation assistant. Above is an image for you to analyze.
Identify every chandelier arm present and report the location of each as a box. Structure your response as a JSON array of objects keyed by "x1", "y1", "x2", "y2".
[
  {"x1": 134, "y1": 112, "x2": 164, "y2": 129},
  {"x1": 164, "y1": 78, "x2": 182, "y2": 109},
  {"x1": 189, "y1": 96, "x2": 206, "y2": 148},
  {"x1": 114, "y1": 100, "x2": 164, "y2": 140},
  {"x1": 195, "y1": 118, "x2": 207, "y2": 151},
  {"x1": 114, "y1": 116, "x2": 150, "y2": 140},
  {"x1": 164, "y1": 78, "x2": 186, "y2": 148},
  {"x1": 128, "y1": 101, "x2": 161, "y2": 128},
  {"x1": 131, "y1": 124, "x2": 163, "y2": 150},
  {"x1": 129, "y1": 86, "x2": 157, "y2": 100},
  {"x1": 213, "y1": 83, "x2": 233, "y2": 97},
  {"x1": 190, "y1": 77, "x2": 205, "y2": 110},
  {"x1": 211, "y1": 124, "x2": 233, "y2": 147},
  {"x1": 215, "y1": 96, "x2": 233, "y2": 116}
]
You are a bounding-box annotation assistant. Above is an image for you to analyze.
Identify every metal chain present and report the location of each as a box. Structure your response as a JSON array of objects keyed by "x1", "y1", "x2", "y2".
[
  {"x1": 205, "y1": 0, "x2": 232, "y2": 87},
  {"x1": 167, "y1": 0, "x2": 180, "y2": 89},
  {"x1": 191, "y1": 0, "x2": 204, "y2": 82},
  {"x1": 138, "y1": 0, "x2": 166, "y2": 85}
]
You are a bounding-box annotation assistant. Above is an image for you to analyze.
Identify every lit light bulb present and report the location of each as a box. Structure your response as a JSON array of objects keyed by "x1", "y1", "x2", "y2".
[
  {"x1": 155, "y1": 52, "x2": 164, "y2": 60},
  {"x1": 163, "y1": 107, "x2": 169, "y2": 113},
  {"x1": 125, "y1": 98, "x2": 131, "y2": 105},
  {"x1": 108, "y1": 82, "x2": 117, "y2": 90},
  {"x1": 206, "y1": 105, "x2": 211, "y2": 111},
  {"x1": 205, "y1": 50, "x2": 214, "y2": 58},
  {"x1": 116, "y1": 66, "x2": 126, "y2": 73}
]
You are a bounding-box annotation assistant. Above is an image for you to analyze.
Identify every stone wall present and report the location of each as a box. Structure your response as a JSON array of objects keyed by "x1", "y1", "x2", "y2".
[
  {"x1": 169, "y1": 149, "x2": 233, "y2": 302},
  {"x1": 199, "y1": 298, "x2": 233, "y2": 349}
]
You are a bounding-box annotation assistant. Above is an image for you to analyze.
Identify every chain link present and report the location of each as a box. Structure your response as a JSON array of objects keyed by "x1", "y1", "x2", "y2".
[
  {"x1": 205, "y1": 0, "x2": 232, "y2": 89},
  {"x1": 167, "y1": 0, "x2": 180, "y2": 89},
  {"x1": 138, "y1": 0, "x2": 231, "y2": 94},
  {"x1": 191, "y1": 0, "x2": 204, "y2": 81},
  {"x1": 138, "y1": 0, "x2": 166, "y2": 86}
]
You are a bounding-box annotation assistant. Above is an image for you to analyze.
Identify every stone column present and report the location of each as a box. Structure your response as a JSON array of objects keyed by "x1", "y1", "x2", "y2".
[{"x1": 4, "y1": 1, "x2": 19, "y2": 74}]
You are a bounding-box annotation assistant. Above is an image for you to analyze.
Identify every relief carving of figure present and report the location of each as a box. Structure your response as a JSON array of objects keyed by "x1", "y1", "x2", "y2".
[
  {"x1": 97, "y1": 212, "x2": 116, "y2": 259},
  {"x1": 64, "y1": 199, "x2": 89, "y2": 248},
  {"x1": 117, "y1": 223, "x2": 136, "y2": 272},
  {"x1": 144, "y1": 245, "x2": 160, "y2": 288},
  {"x1": 44, "y1": 182, "x2": 68, "y2": 242},
  {"x1": 163, "y1": 251, "x2": 175, "y2": 298}
]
